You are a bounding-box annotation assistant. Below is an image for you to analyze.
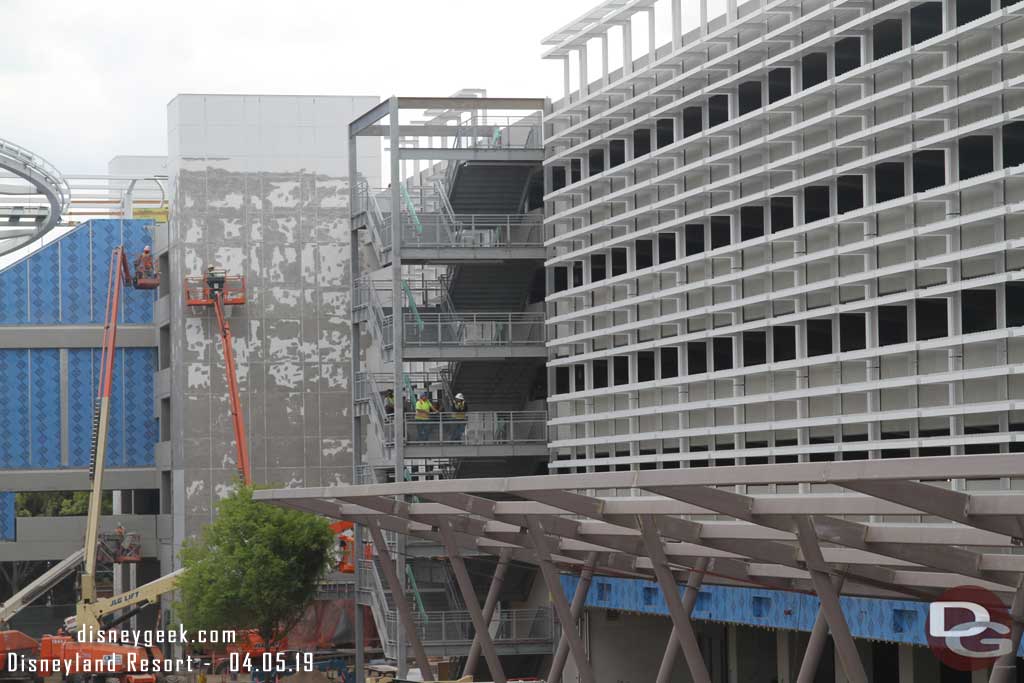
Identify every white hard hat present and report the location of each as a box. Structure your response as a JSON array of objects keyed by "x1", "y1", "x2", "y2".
[
  {"x1": 455, "y1": 393, "x2": 464, "y2": 400},
  {"x1": 143, "y1": 245, "x2": 151, "y2": 252}
]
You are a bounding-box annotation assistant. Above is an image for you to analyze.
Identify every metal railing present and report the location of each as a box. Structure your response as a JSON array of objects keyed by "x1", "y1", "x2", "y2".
[
  {"x1": 392, "y1": 212, "x2": 543, "y2": 249},
  {"x1": 404, "y1": 313, "x2": 546, "y2": 348},
  {"x1": 406, "y1": 411, "x2": 547, "y2": 445}
]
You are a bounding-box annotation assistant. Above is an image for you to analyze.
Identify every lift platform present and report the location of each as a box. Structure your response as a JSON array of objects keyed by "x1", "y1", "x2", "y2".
[{"x1": 184, "y1": 269, "x2": 251, "y2": 485}]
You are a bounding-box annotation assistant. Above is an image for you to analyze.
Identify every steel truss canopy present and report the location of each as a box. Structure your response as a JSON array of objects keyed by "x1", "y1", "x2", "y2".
[
  {"x1": 256, "y1": 454, "x2": 1024, "y2": 601},
  {"x1": 350, "y1": 97, "x2": 547, "y2": 137}
]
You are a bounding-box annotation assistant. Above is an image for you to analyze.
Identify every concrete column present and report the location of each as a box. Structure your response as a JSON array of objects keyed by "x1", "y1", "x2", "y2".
[
  {"x1": 898, "y1": 644, "x2": 914, "y2": 683},
  {"x1": 777, "y1": 630, "x2": 793, "y2": 683}
]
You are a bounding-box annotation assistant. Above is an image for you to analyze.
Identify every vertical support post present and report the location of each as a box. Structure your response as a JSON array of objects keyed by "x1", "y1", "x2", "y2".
[
  {"x1": 525, "y1": 518, "x2": 595, "y2": 683},
  {"x1": 797, "y1": 576, "x2": 844, "y2": 683},
  {"x1": 778, "y1": 630, "x2": 792, "y2": 683},
  {"x1": 548, "y1": 552, "x2": 599, "y2": 683},
  {"x1": 897, "y1": 644, "x2": 914, "y2": 683},
  {"x1": 348, "y1": 126, "x2": 365, "y2": 683},
  {"x1": 368, "y1": 523, "x2": 434, "y2": 681},
  {"x1": 438, "y1": 522, "x2": 506, "y2": 683},
  {"x1": 989, "y1": 576, "x2": 1024, "y2": 683},
  {"x1": 671, "y1": 0, "x2": 682, "y2": 50},
  {"x1": 463, "y1": 548, "x2": 512, "y2": 678},
  {"x1": 638, "y1": 516, "x2": 712, "y2": 683},
  {"x1": 387, "y1": 97, "x2": 408, "y2": 678},
  {"x1": 655, "y1": 557, "x2": 709, "y2": 683},
  {"x1": 794, "y1": 518, "x2": 867, "y2": 683}
]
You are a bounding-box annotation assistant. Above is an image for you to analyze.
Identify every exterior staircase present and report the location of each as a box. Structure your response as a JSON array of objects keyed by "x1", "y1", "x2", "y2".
[{"x1": 448, "y1": 163, "x2": 536, "y2": 214}]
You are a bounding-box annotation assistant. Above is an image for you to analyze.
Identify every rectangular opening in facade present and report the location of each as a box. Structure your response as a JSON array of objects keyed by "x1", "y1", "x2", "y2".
[
  {"x1": 609, "y1": 139, "x2": 626, "y2": 167},
  {"x1": 771, "y1": 197, "x2": 794, "y2": 232},
  {"x1": 574, "y1": 364, "x2": 585, "y2": 391},
  {"x1": 802, "y1": 53, "x2": 828, "y2": 89},
  {"x1": 688, "y1": 342, "x2": 707, "y2": 374},
  {"x1": 570, "y1": 158, "x2": 582, "y2": 183},
  {"x1": 743, "y1": 331, "x2": 767, "y2": 366},
  {"x1": 962, "y1": 289, "x2": 997, "y2": 333},
  {"x1": 613, "y1": 356, "x2": 629, "y2": 385},
  {"x1": 740, "y1": 205, "x2": 764, "y2": 241},
  {"x1": 159, "y1": 324, "x2": 170, "y2": 370},
  {"x1": 911, "y1": 2, "x2": 943, "y2": 44},
  {"x1": 835, "y1": 37, "x2": 861, "y2": 76},
  {"x1": 713, "y1": 337, "x2": 733, "y2": 370},
  {"x1": 553, "y1": 267, "x2": 568, "y2": 292},
  {"x1": 807, "y1": 319, "x2": 833, "y2": 356},
  {"x1": 589, "y1": 148, "x2": 605, "y2": 176},
  {"x1": 1004, "y1": 122, "x2": 1024, "y2": 167},
  {"x1": 661, "y1": 347, "x2": 679, "y2": 378},
  {"x1": 635, "y1": 239, "x2": 654, "y2": 270},
  {"x1": 774, "y1": 326, "x2": 796, "y2": 361},
  {"x1": 840, "y1": 313, "x2": 866, "y2": 351},
  {"x1": 594, "y1": 359, "x2": 609, "y2": 389},
  {"x1": 878, "y1": 305, "x2": 909, "y2": 345},
  {"x1": 957, "y1": 0, "x2": 989, "y2": 25},
  {"x1": 916, "y1": 299, "x2": 948, "y2": 340},
  {"x1": 913, "y1": 150, "x2": 946, "y2": 192},
  {"x1": 873, "y1": 18, "x2": 903, "y2": 59},
  {"x1": 875, "y1": 162, "x2": 905, "y2": 202},
  {"x1": 709, "y1": 95, "x2": 729, "y2": 127},
  {"x1": 555, "y1": 367, "x2": 570, "y2": 394},
  {"x1": 551, "y1": 166, "x2": 566, "y2": 191},
  {"x1": 659, "y1": 233, "x2": 676, "y2": 264},
  {"x1": 837, "y1": 175, "x2": 864, "y2": 213},
  {"x1": 738, "y1": 81, "x2": 762, "y2": 115},
  {"x1": 572, "y1": 261, "x2": 584, "y2": 287},
  {"x1": 683, "y1": 107, "x2": 703, "y2": 138},
  {"x1": 591, "y1": 254, "x2": 606, "y2": 281},
  {"x1": 768, "y1": 68, "x2": 791, "y2": 103},
  {"x1": 633, "y1": 128, "x2": 652, "y2": 158},
  {"x1": 656, "y1": 118, "x2": 674, "y2": 148},
  {"x1": 611, "y1": 248, "x2": 628, "y2": 276},
  {"x1": 711, "y1": 216, "x2": 731, "y2": 249},
  {"x1": 959, "y1": 135, "x2": 994, "y2": 180},
  {"x1": 637, "y1": 351, "x2": 655, "y2": 382},
  {"x1": 158, "y1": 253, "x2": 170, "y2": 297},
  {"x1": 804, "y1": 186, "x2": 830, "y2": 223},
  {"x1": 1008, "y1": 282, "x2": 1024, "y2": 326},
  {"x1": 159, "y1": 397, "x2": 170, "y2": 442},
  {"x1": 686, "y1": 224, "x2": 705, "y2": 255}
]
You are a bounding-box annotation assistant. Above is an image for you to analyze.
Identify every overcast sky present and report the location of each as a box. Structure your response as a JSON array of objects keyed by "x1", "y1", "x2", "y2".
[{"x1": 0, "y1": 0, "x2": 601, "y2": 174}]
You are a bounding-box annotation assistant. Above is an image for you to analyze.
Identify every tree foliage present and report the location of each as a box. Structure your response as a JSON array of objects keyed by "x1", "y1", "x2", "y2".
[
  {"x1": 16, "y1": 491, "x2": 112, "y2": 517},
  {"x1": 175, "y1": 485, "x2": 335, "y2": 648}
]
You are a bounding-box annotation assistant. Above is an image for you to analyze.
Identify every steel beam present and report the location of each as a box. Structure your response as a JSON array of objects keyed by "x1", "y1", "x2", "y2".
[
  {"x1": 794, "y1": 518, "x2": 867, "y2": 683},
  {"x1": 548, "y1": 552, "x2": 598, "y2": 683},
  {"x1": 438, "y1": 521, "x2": 506, "y2": 683},
  {"x1": 990, "y1": 576, "x2": 1024, "y2": 683},
  {"x1": 368, "y1": 523, "x2": 434, "y2": 681},
  {"x1": 655, "y1": 557, "x2": 710, "y2": 683},
  {"x1": 638, "y1": 515, "x2": 712, "y2": 683},
  {"x1": 526, "y1": 517, "x2": 595, "y2": 683},
  {"x1": 463, "y1": 548, "x2": 512, "y2": 678},
  {"x1": 796, "y1": 576, "x2": 844, "y2": 683}
]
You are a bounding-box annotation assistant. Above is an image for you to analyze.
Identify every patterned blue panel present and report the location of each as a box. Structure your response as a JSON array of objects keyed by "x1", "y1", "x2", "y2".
[
  {"x1": 67, "y1": 349, "x2": 97, "y2": 468},
  {"x1": 30, "y1": 349, "x2": 61, "y2": 468},
  {"x1": 90, "y1": 220, "x2": 121, "y2": 325},
  {"x1": 121, "y1": 220, "x2": 157, "y2": 324},
  {"x1": 562, "y1": 576, "x2": 1024, "y2": 652},
  {"x1": 0, "y1": 350, "x2": 30, "y2": 467},
  {"x1": 60, "y1": 225, "x2": 92, "y2": 323},
  {"x1": 123, "y1": 348, "x2": 156, "y2": 466},
  {"x1": 0, "y1": 492, "x2": 14, "y2": 541},
  {"x1": 28, "y1": 246, "x2": 60, "y2": 323},
  {"x1": 0, "y1": 260, "x2": 28, "y2": 323}
]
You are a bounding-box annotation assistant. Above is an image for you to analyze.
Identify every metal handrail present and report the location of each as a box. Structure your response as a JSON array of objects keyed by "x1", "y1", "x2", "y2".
[
  {"x1": 406, "y1": 411, "x2": 548, "y2": 446},
  {"x1": 404, "y1": 313, "x2": 546, "y2": 347},
  {"x1": 388, "y1": 212, "x2": 544, "y2": 249}
]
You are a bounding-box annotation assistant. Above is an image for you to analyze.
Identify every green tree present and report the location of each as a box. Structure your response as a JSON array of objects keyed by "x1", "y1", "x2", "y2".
[
  {"x1": 16, "y1": 491, "x2": 111, "y2": 517},
  {"x1": 175, "y1": 485, "x2": 335, "y2": 648}
]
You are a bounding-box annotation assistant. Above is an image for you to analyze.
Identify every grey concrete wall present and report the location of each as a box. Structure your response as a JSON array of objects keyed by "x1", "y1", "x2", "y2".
[{"x1": 166, "y1": 94, "x2": 380, "y2": 545}]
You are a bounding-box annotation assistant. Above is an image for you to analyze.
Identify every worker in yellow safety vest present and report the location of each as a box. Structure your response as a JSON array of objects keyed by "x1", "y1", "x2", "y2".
[
  {"x1": 448, "y1": 392, "x2": 468, "y2": 443},
  {"x1": 415, "y1": 392, "x2": 436, "y2": 441}
]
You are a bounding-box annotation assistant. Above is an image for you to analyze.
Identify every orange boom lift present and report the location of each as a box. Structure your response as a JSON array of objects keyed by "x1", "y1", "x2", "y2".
[{"x1": 184, "y1": 269, "x2": 251, "y2": 484}]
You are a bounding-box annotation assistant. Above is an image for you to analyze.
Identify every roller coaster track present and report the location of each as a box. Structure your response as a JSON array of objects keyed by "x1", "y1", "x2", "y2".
[{"x1": 0, "y1": 136, "x2": 70, "y2": 256}]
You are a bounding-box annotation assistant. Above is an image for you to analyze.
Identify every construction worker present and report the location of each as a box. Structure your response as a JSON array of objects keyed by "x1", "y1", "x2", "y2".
[
  {"x1": 206, "y1": 265, "x2": 226, "y2": 295},
  {"x1": 384, "y1": 389, "x2": 395, "y2": 416},
  {"x1": 448, "y1": 392, "x2": 468, "y2": 442},
  {"x1": 133, "y1": 246, "x2": 154, "y2": 282},
  {"x1": 414, "y1": 391, "x2": 437, "y2": 441}
]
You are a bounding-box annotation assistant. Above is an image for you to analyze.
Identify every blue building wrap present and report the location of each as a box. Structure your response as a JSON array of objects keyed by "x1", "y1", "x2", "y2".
[
  {"x1": 0, "y1": 492, "x2": 14, "y2": 541},
  {"x1": 561, "y1": 575, "x2": 1024, "y2": 654},
  {"x1": 0, "y1": 219, "x2": 158, "y2": 471}
]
